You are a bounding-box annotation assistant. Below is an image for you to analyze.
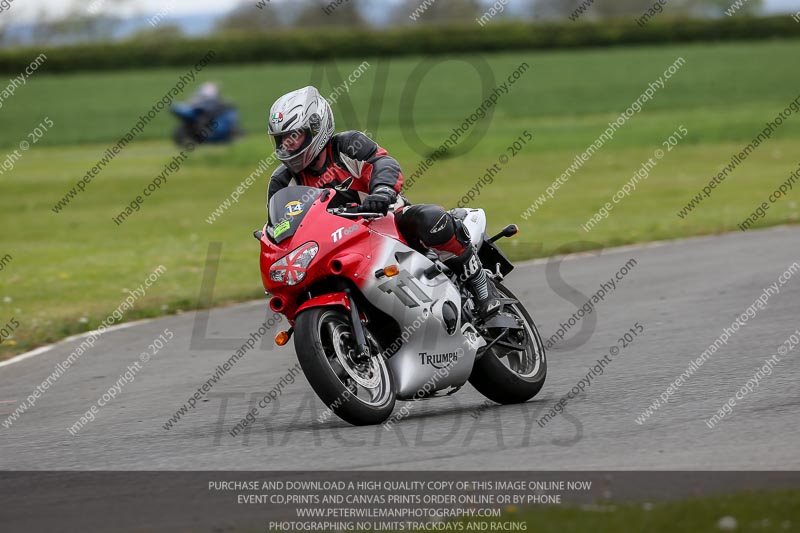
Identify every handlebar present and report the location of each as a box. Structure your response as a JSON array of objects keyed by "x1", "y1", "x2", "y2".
[{"x1": 327, "y1": 205, "x2": 385, "y2": 219}]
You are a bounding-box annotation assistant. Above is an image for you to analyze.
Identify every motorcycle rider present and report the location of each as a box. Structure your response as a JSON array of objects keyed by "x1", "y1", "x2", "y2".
[
  {"x1": 191, "y1": 82, "x2": 224, "y2": 115},
  {"x1": 266, "y1": 86, "x2": 501, "y2": 320}
]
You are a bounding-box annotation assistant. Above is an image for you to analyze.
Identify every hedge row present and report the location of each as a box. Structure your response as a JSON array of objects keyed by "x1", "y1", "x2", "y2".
[{"x1": 1, "y1": 16, "x2": 798, "y2": 74}]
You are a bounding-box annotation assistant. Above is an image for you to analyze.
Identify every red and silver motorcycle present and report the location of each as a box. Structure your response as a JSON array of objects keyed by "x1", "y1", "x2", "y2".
[{"x1": 256, "y1": 182, "x2": 546, "y2": 425}]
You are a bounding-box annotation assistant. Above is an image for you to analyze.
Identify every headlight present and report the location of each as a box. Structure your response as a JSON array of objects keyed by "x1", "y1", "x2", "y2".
[{"x1": 269, "y1": 242, "x2": 319, "y2": 286}]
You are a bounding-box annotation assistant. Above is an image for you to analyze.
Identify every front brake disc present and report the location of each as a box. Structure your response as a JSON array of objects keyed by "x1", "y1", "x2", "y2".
[{"x1": 331, "y1": 325, "x2": 381, "y2": 389}]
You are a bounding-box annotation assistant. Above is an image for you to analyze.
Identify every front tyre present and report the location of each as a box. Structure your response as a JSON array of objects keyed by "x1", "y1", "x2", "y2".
[
  {"x1": 172, "y1": 125, "x2": 192, "y2": 148},
  {"x1": 295, "y1": 308, "x2": 396, "y2": 426},
  {"x1": 469, "y1": 282, "x2": 547, "y2": 404}
]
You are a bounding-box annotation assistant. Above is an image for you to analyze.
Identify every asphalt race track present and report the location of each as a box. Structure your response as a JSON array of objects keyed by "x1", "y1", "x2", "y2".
[{"x1": 2, "y1": 226, "x2": 799, "y2": 471}]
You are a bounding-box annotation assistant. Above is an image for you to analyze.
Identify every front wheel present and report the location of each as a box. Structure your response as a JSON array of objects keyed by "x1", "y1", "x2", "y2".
[
  {"x1": 172, "y1": 124, "x2": 192, "y2": 147},
  {"x1": 469, "y1": 282, "x2": 547, "y2": 404},
  {"x1": 295, "y1": 308, "x2": 396, "y2": 426}
]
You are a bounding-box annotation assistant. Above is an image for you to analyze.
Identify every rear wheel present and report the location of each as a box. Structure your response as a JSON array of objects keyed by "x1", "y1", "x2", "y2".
[
  {"x1": 468, "y1": 282, "x2": 547, "y2": 404},
  {"x1": 295, "y1": 308, "x2": 396, "y2": 426}
]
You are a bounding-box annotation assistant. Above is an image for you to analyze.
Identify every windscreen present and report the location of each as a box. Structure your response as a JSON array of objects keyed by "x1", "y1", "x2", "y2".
[{"x1": 267, "y1": 186, "x2": 322, "y2": 243}]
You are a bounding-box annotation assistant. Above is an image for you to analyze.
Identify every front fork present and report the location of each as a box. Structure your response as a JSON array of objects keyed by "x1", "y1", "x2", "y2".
[{"x1": 345, "y1": 289, "x2": 370, "y2": 359}]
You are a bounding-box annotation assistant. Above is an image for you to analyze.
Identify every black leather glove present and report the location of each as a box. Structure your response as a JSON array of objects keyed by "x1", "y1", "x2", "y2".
[{"x1": 362, "y1": 188, "x2": 396, "y2": 215}]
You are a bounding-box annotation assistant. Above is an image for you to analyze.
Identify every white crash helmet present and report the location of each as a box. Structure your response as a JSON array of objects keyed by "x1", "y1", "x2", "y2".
[{"x1": 268, "y1": 86, "x2": 334, "y2": 174}]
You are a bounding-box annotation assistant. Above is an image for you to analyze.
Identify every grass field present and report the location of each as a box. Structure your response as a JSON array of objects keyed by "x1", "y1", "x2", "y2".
[
  {"x1": 238, "y1": 489, "x2": 800, "y2": 532},
  {"x1": 427, "y1": 490, "x2": 800, "y2": 533},
  {"x1": 1, "y1": 40, "x2": 800, "y2": 357}
]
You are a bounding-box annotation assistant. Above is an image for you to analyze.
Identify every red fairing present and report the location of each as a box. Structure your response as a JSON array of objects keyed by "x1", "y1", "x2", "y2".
[
  {"x1": 260, "y1": 192, "x2": 382, "y2": 323},
  {"x1": 368, "y1": 212, "x2": 406, "y2": 244},
  {"x1": 295, "y1": 293, "x2": 351, "y2": 315}
]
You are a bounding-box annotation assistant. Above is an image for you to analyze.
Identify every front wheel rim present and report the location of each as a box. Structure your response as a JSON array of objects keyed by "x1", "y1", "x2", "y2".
[{"x1": 318, "y1": 310, "x2": 392, "y2": 407}]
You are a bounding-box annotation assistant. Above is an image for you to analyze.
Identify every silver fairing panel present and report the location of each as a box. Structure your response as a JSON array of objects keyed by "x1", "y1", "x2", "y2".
[
  {"x1": 359, "y1": 235, "x2": 485, "y2": 400},
  {"x1": 462, "y1": 208, "x2": 487, "y2": 248}
]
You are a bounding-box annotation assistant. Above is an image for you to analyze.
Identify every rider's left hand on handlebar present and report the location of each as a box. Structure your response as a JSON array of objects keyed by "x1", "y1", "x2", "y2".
[{"x1": 362, "y1": 188, "x2": 396, "y2": 215}]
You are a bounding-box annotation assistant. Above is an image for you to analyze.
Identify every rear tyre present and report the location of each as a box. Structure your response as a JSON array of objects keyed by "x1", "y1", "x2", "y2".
[
  {"x1": 468, "y1": 282, "x2": 547, "y2": 404},
  {"x1": 295, "y1": 308, "x2": 396, "y2": 426}
]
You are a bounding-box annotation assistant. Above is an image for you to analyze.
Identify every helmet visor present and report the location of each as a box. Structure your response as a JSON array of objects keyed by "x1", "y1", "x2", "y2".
[{"x1": 273, "y1": 129, "x2": 312, "y2": 160}]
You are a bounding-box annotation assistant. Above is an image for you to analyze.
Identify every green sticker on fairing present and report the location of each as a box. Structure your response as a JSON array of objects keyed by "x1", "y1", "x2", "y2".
[{"x1": 274, "y1": 220, "x2": 291, "y2": 238}]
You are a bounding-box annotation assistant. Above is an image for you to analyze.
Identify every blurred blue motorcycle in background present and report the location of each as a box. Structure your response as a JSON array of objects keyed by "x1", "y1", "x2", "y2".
[{"x1": 170, "y1": 82, "x2": 241, "y2": 147}]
